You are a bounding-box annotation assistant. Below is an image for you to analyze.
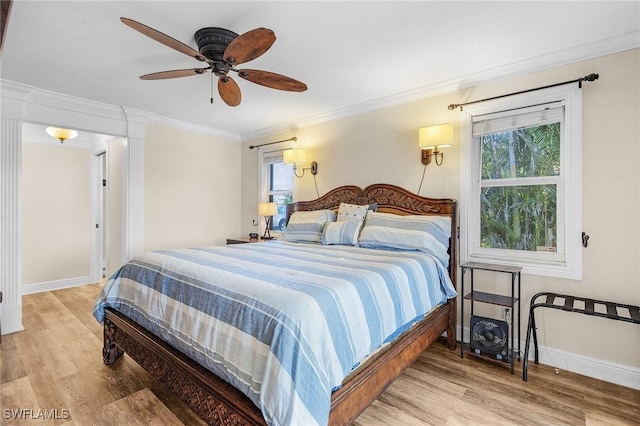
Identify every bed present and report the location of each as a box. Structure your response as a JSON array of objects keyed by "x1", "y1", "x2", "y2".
[{"x1": 94, "y1": 183, "x2": 458, "y2": 425}]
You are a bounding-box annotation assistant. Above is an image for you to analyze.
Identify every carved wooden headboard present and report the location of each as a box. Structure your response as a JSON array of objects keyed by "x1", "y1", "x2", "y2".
[{"x1": 286, "y1": 183, "x2": 458, "y2": 285}]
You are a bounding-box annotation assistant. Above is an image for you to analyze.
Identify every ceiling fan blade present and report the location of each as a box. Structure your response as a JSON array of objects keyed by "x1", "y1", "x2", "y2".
[
  {"x1": 140, "y1": 68, "x2": 210, "y2": 80},
  {"x1": 121, "y1": 17, "x2": 208, "y2": 63},
  {"x1": 237, "y1": 69, "x2": 307, "y2": 92},
  {"x1": 218, "y1": 76, "x2": 242, "y2": 106},
  {"x1": 223, "y1": 28, "x2": 275, "y2": 65}
]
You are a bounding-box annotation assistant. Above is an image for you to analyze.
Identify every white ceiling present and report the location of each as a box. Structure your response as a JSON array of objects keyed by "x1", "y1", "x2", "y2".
[{"x1": 2, "y1": 1, "x2": 639, "y2": 140}]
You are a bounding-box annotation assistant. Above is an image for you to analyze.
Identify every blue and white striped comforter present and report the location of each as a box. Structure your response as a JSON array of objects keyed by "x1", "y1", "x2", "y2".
[{"x1": 93, "y1": 241, "x2": 456, "y2": 426}]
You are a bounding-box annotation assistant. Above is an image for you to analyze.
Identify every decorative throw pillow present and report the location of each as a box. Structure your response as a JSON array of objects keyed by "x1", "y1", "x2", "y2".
[
  {"x1": 337, "y1": 203, "x2": 369, "y2": 222},
  {"x1": 358, "y1": 211, "x2": 451, "y2": 264},
  {"x1": 321, "y1": 220, "x2": 363, "y2": 246}
]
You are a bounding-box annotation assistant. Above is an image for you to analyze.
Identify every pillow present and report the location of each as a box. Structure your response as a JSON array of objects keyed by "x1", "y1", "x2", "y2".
[
  {"x1": 282, "y1": 209, "x2": 336, "y2": 243},
  {"x1": 337, "y1": 203, "x2": 369, "y2": 222},
  {"x1": 281, "y1": 222, "x2": 326, "y2": 243},
  {"x1": 321, "y1": 220, "x2": 363, "y2": 246},
  {"x1": 287, "y1": 209, "x2": 336, "y2": 225},
  {"x1": 358, "y1": 211, "x2": 452, "y2": 264}
]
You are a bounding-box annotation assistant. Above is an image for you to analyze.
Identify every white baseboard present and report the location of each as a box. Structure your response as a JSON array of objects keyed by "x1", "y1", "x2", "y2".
[
  {"x1": 457, "y1": 325, "x2": 640, "y2": 391},
  {"x1": 531, "y1": 342, "x2": 640, "y2": 390},
  {"x1": 22, "y1": 276, "x2": 91, "y2": 295},
  {"x1": 2, "y1": 278, "x2": 92, "y2": 336},
  {"x1": 1, "y1": 304, "x2": 24, "y2": 335}
]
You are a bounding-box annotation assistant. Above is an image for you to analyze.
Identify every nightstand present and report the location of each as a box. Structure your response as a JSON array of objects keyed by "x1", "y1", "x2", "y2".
[
  {"x1": 460, "y1": 262, "x2": 521, "y2": 374},
  {"x1": 226, "y1": 237, "x2": 270, "y2": 244}
]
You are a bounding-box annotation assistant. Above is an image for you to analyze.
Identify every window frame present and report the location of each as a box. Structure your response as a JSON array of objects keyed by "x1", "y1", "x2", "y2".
[
  {"x1": 459, "y1": 85, "x2": 583, "y2": 280},
  {"x1": 260, "y1": 150, "x2": 294, "y2": 235}
]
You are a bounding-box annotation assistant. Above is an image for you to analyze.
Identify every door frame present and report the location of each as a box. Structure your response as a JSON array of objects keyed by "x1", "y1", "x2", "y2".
[{"x1": 90, "y1": 142, "x2": 108, "y2": 283}]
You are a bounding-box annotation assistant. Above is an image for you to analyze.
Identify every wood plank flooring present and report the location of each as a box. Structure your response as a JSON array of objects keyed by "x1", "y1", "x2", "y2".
[{"x1": 1, "y1": 284, "x2": 638, "y2": 425}]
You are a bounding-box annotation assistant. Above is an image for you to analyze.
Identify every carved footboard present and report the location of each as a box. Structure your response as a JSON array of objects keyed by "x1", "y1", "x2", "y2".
[
  {"x1": 103, "y1": 309, "x2": 266, "y2": 426},
  {"x1": 103, "y1": 301, "x2": 453, "y2": 426}
]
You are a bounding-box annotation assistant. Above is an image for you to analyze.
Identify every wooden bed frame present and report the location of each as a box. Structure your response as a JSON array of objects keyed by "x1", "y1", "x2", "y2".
[{"x1": 102, "y1": 183, "x2": 458, "y2": 425}]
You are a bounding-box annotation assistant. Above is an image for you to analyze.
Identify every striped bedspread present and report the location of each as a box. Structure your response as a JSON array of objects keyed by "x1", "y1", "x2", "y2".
[{"x1": 93, "y1": 241, "x2": 456, "y2": 426}]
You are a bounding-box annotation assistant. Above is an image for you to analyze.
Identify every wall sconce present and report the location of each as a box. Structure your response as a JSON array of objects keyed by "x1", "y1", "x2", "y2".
[
  {"x1": 46, "y1": 126, "x2": 78, "y2": 143},
  {"x1": 419, "y1": 124, "x2": 452, "y2": 166},
  {"x1": 283, "y1": 148, "x2": 318, "y2": 178},
  {"x1": 258, "y1": 202, "x2": 278, "y2": 239}
]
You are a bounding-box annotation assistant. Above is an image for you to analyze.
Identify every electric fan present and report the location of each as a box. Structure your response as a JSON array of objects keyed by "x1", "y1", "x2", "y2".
[{"x1": 470, "y1": 315, "x2": 509, "y2": 360}]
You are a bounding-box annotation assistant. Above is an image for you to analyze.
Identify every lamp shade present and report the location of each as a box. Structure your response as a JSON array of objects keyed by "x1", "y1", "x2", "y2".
[
  {"x1": 283, "y1": 148, "x2": 306, "y2": 164},
  {"x1": 419, "y1": 124, "x2": 452, "y2": 149},
  {"x1": 46, "y1": 126, "x2": 78, "y2": 143},
  {"x1": 258, "y1": 202, "x2": 278, "y2": 216}
]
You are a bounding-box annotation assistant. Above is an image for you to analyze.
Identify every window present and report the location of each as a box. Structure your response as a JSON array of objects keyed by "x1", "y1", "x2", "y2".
[
  {"x1": 262, "y1": 152, "x2": 294, "y2": 233},
  {"x1": 460, "y1": 85, "x2": 582, "y2": 279}
]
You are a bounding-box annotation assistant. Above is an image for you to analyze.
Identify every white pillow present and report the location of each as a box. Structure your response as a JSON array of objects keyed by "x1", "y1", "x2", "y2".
[
  {"x1": 287, "y1": 209, "x2": 336, "y2": 225},
  {"x1": 321, "y1": 220, "x2": 363, "y2": 245}
]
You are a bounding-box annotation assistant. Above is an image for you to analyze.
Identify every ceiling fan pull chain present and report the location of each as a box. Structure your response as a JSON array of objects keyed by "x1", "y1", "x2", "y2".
[{"x1": 210, "y1": 70, "x2": 214, "y2": 104}]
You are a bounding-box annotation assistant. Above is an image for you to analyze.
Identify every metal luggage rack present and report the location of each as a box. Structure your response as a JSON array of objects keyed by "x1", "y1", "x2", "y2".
[{"x1": 523, "y1": 291, "x2": 640, "y2": 381}]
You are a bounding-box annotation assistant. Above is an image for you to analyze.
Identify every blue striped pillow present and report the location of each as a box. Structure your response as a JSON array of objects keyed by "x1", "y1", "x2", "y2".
[
  {"x1": 358, "y1": 212, "x2": 451, "y2": 264},
  {"x1": 281, "y1": 222, "x2": 326, "y2": 243},
  {"x1": 321, "y1": 220, "x2": 363, "y2": 245},
  {"x1": 287, "y1": 209, "x2": 336, "y2": 225}
]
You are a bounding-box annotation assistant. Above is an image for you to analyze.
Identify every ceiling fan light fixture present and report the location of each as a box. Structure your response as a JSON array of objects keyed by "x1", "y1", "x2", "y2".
[
  {"x1": 194, "y1": 27, "x2": 239, "y2": 62},
  {"x1": 46, "y1": 126, "x2": 78, "y2": 143},
  {"x1": 121, "y1": 17, "x2": 307, "y2": 107}
]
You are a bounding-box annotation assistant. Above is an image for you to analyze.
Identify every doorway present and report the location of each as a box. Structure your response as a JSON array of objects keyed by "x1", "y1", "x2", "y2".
[
  {"x1": 20, "y1": 122, "x2": 112, "y2": 292},
  {"x1": 94, "y1": 150, "x2": 108, "y2": 280}
]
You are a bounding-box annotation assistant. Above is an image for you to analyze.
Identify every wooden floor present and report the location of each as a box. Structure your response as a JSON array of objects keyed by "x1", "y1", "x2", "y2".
[{"x1": 1, "y1": 285, "x2": 638, "y2": 425}]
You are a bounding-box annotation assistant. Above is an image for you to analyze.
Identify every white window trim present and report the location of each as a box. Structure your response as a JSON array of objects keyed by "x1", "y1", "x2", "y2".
[
  {"x1": 259, "y1": 149, "x2": 293, "y2": 236},
  {"x1": 259, "y1": 151, "x2": 280, "y2": 236},
  {"x1": 459, "y1": 85, "x2": 582, "y2": 280},
  {"x1": 261, "y1": 151, "x2": 287, "y2": 198}
]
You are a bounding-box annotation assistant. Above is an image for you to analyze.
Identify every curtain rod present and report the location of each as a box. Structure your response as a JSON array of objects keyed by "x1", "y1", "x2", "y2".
[
  {"x1": 448, "y1": 73, "x2": 599, "y2": 111},
  {"x1": 249, "y1": 136, "x2": 297, "y2": 149}
]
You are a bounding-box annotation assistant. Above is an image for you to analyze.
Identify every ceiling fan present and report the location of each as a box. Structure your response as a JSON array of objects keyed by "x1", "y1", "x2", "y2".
[{"x1": 120, "y1": 17, "x2": 308, "y2": 107}]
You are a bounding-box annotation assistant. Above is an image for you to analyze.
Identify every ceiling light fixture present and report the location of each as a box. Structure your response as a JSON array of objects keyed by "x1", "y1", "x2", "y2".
[{"x1": 46, "y1": 126, "x2": 78, "y2": 143}]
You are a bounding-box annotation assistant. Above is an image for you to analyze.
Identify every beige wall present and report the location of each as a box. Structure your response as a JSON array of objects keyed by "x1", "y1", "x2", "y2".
[
  {"x1": 242, "y1": 49, "x2": 640, "y2": 369},
  {"x1": 143, "y1": 124, "x2": 241, "y2": 251},
  {"x1": 21, "y1": 142, "x2": 91, "y2": 284}
]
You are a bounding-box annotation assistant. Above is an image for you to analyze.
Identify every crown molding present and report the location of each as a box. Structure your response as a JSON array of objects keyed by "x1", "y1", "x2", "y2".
[
  {"x1": 0, "y1": 79, "x2": 240, "y2": 142},
  {"x1": 241, "y1": 31, "x2": 640, "y2": 141},
  {"x1": 1, "y1": 79, "x2": 34, "y2": 100},
  {"x1": 1, "y1": 80, "x2": 33, "y2": 119},
  {"x1": 121, "y1": 106, "x2": 156, "y2": 124},
  {"x1": 151, "y1": 115, "x2": 240, "y2": 142},
  {"x1": 22, "y1": 84, "x2": 125, "y2": 123}
]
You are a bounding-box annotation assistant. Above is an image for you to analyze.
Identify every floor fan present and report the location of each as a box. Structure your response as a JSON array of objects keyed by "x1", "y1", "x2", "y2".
[{"x1": 470, "y1": 315, "x2": 510, "y2": 361}]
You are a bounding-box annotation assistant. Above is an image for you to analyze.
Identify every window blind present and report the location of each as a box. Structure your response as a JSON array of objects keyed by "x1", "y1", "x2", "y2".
[{"x1": 472, "y1": 104, "x2": 564, "y2": 137}]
